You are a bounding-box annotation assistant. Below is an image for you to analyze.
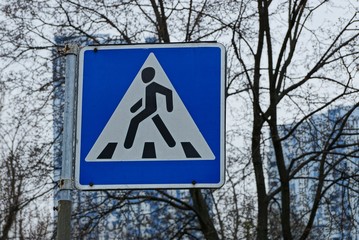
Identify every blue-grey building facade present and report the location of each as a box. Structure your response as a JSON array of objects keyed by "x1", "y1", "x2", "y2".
[{"x1": 267, "y1": 106, "x2": 359, "y2": 239}]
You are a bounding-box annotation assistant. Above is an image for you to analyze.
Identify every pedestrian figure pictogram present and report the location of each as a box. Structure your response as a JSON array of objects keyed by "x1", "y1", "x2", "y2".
[{"x1": 124, "y1": 67, "x2": 176, "y2": 149}]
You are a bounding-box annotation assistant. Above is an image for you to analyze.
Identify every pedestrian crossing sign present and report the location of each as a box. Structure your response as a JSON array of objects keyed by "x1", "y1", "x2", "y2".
[{"x1": 75, "y1": 43, "x2": 225, "y2": 190}]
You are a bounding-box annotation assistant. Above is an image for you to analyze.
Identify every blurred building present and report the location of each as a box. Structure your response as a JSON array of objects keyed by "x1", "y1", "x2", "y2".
[{"x1": 267, "y1": 106, "x2": 359, "y2": 239}]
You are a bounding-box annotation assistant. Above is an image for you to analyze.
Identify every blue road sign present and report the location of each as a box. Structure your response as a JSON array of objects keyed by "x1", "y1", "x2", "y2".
[{"x1": 75, "y1": 43, "x2": 225, "y2": 189}]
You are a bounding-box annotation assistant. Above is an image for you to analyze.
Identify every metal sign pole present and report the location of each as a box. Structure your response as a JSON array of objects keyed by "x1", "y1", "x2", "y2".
[{"x1": 56, "y1": 44, "x2": 78, "y2": 240}]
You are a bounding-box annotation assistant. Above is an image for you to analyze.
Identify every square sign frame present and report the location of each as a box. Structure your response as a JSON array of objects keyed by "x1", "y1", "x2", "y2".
[{"x1": 75, "y1": 43, "x2": 225, "y2": 190}]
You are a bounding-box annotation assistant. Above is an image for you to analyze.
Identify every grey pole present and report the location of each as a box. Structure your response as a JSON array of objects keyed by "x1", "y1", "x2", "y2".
[{"x1": 56, "y1": 44, "x2": 78, "y2": 240}]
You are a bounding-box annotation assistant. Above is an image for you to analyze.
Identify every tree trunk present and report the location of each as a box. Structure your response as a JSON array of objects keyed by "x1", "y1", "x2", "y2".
[
  {"x1": 252, "y1": 117, "x2": 269, "y2": 240},
  {"x1": 190, "y1": 189, "x2": 219, "y2": 240},
  {"x1": 252, "y1": 1, "x2": 269, "y2": 238}
]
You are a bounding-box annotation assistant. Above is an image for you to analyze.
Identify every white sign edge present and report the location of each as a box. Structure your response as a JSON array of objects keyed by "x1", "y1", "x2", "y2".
[{"x1": 74, "y1": 42, "x2": 226, "y2": 190}]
